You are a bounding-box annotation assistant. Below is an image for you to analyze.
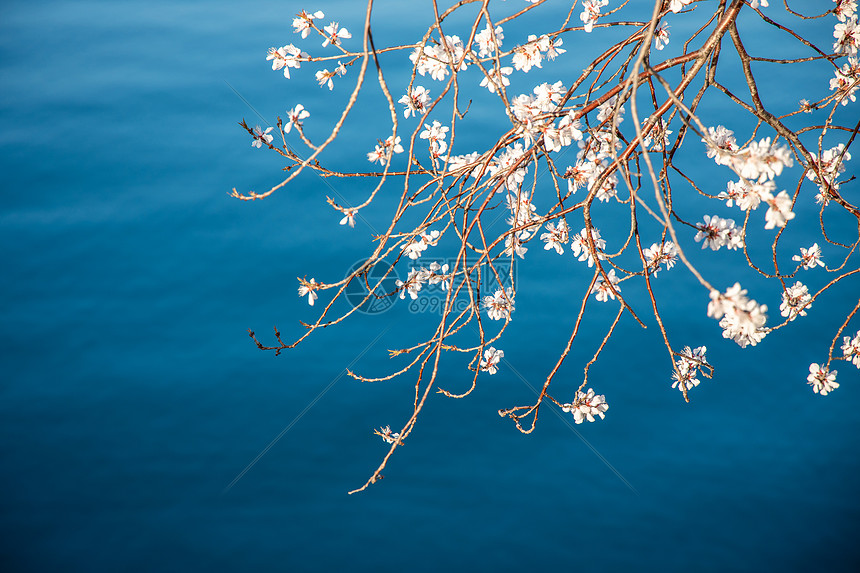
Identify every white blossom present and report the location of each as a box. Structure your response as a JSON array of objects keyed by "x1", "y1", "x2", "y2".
[
  {"x1": 835, "y1": 1, "x2": 857, "y2": 23},
  {"x1": 654, "y1": 23, "x2": 670, "y2": 51},
  {"x1": 474, "y1": 24, "x2": 504, "y2": 58},
  {"x1": 834, "y1": 16, "x2": 859, "y2": 56},
  {"x1": 694, "y1": 215, "x2": 743, "y2": 251},
  {"x1": 643, "y1": 241, "x2": 679, "y2": 276},
  {"x1": 719, "y1": 178, "x2": 773, "y2": 211},
  {"x1": 671, "y1": 346, "x2": 709, "y2": 393},
  {"x1": 298, "y1": 278, "x2": 318, "y2": 306},
  {"x1": 396, "y1": 268, "x2": 426, "y2": 300},
  {"x1": 562, "y1": 389, "x2": 608, "y2": 424},
  {"x1": 479, "y1": 347, "x2": 504, "y2": 375},
  {"x1": 284, "y1": 104, "x2": 310, "y2": 134},
  {"x1": 484, "y1": 287, "x2": 515, "y2": 321},
  {"x1": 541, "y1": 220, "x2": 570, "y2": 254},
  {"x1": 322, "y1": 21, "x2": 351, "y2": 48},
  {"x1": 571, "y1": 227, "x2": 606, "y2": 267},
  {"x1": 841, "y1": 330, "x2": 860, "y2": 368},
  {"x1": 292, "y1": 10, "x2": 324, "y2": 39},
  {"x1": 762, "y1": 190, "x2": 795, "y2": 230},
  {"x1": 792, "y1": 243, "x2": 824, "y2": 270},
  {"x1": 376, "y1": 425, "x2": 401, "y2": 444},
  {"x1": 592, "y1": 269, "x2": 621, "y2": 302},
  {"x1": 807, "y1": 363, "x2": 839, "y2": 395},
  {"x1": 367, "y1": 135, "x2": 404, "y2": 164},
  {"x1": 479, "y1": 66, "x2": 513, "y2": 93},
  {"x1": 339, "y1": 209, "x2": 356, "y2": 228},
  {"x1": 398, "y1": 85, "x2": 431, "y2": 118},
  {"x1": 707, "y1": 283, "x2": 768, "y2": 348},
  {"x1": 779, "y1": 281, "x2": 812, "y2": 321},
  {"x1": 669, "y1": 0, "x2": 693, "y2": 13},
  {"x1": 267, "y1": 44, "x2": 308, "y2": 79},
  {"x1": 806, "y1": 144, "x2": 852, "y2": 197},
  {"x1": 315, "y1": 62, "x2": 346, "y2": 90},
  {"x1": 829, "y1": 57, "x2": 860, "y2": 105},
  {"x1": 420, "y1": 120, "x2": 449, "y2": 158},
  {"x1": 702, "y1": 125, "x2": 738, "y2": 167},
  {"x1": 511, "y1": 35, "x2": 546, "y2": 72},
  {"x1": 251, "y1": 125, "x2": 274, "y2": 148},
  {"x1": 580, "y1": 0, "x2": 609, "y2": 34}
]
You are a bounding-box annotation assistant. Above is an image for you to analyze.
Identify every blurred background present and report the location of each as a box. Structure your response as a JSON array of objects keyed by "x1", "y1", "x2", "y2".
[{"x1": 1, "y1": 0, "x2": 858, "y2": 570}]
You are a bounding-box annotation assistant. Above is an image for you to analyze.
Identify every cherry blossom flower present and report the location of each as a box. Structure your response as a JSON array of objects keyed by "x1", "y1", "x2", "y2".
[
  {"x1": 298, "y1": 278, "x2": 319, "y2": 306},
  {"x1": 806, "y1": 144, "x2": 852, "y2": 197},
  {"x1": 834, "y1": 0, "x2": 857, "y2": 22},
  {"x1": 396, "y1": 268, "x2": 427, "y2": 300},
  {"x1": 597, "y1": 95, "x2": 625, "y2": 125},
  {"x1": 401, "y1": 229, "x2": 439, "y2": 260},
  {"x1": 702, "y1": 125, "x2": 738, "y2": 167},
  {"x1": 541, "y1": 220, "x2": 570, "y2": 254},
  {"x1": 367, "y1": 135, "x2": 404, "y2": 164},
  {"x1": 479, "y1": 347, "x2": 504, "y2": 375},
  {"x1": 479, "y1": 66, "x2": 513, "y2": 93},
  {"x1": 511, "y1": 35, "x2": 546, "y2": 72},
  {"x1": 322, "y1": 21, "x2": 351, "y2": 48},
  {"x1": 292, "y1": 10, "x2": 324, "y2": 39},
  {"x1": 420, "y1": 120, "x2": 449, "y2": 158},
  {"x1": 642, "y1": 118, "x2": 672, "y2": 150},
  {"x1": 543, "y1": 35, "x2": 566, "y2": 60},
  {"x1": 694, "y1": 215, "x2": 743, "y2": 251},
  {"x1": 654, "y1": 23, "x2": 670, "y2": 51},
  {"x1": 592, "y1": 269, "x2": 621, "y2": 302},
  {"x1": 571, "y1": 227, "x2": 606, "y2": 267},
  {"x1": 829, "y1": 57, "x2": 860, "y2": 105},
  {"x1": 489, "y1": 143, "x2": 528, "y2": 191},
  {"x1": 562, "y1": 389, "x2": 608, "y2": 424},
  {"x1": 643, "y1": 241, "x2": 679, "y2": 276},
  {"x1": 807, "y1": 363, "x2": 839, "y2": 395},
  {"x1": 669, "y1": 0, "x2": 693, "y2": 12},
  {"x1": 251, "y1": 125, "x2": 274, "y2": 148},
  {"x1": 484, "y1": 287, "x2": 515, "y2": 321},
  {"x1": 267, "y1": 44, "x2": 308, "y2": 79},
  {"x1": 375, "y1": 425, "x2": 402, "y2": 444},
  {"x1": 426, "y1": 261, "x2": 450, "y2": 290},
  {"x1": 833, "y1": 16, "x2": 859, "y2": 56},
  {"x1": 315, "y1": 62, "x2": 347, "y2": 90},
  {"x1": 719, "y1": 178, "x2": 772, "y2": 211},
  {"x1": 671, "y1": 346, "x2": 709, "y2": 393},
  {"x1": 504, "y1": 234, "x2": 528, "y2": 259},
  {"x1": 762, "y1": 190, "x2": 795, "y2": 230},
  {"x1": 792, "y1": 244, "x2": 824, "y2": 270},
  {"x1": 779, "y1": 281, "x2": 812, "y2": 321},
  {"x1": 842, "y1": 330, "x2": 860, "y2": 368},
  {"x1": 564, "y1": 163, "x2": 590, "y2": 193},
  {"x1": 284, "y1": 104, "x2": 310, "y2": 134},
  {"x1": 474, "y1": 24, "x2": 504, "y2": 58},
  {"x1": 339, "y1": 209, "x2": 356, "y2": 228},
  {"x1": 707, "y1": 283, "x2": 768, "y2": 348},
  {"x1": 728, "y1": 137, "x2": 793, "y2": 183},
  {"x1": 580, "y1": 0, "x2": 608, "y2": 34},
  {"x1": 398, "y1": 85, "x2": 431, "y2": 118}
]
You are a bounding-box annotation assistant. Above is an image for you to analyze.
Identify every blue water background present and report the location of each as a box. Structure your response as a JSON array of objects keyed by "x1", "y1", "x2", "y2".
[{"x1": 1, "y1": 1, "x2": 859, "y2": 571}]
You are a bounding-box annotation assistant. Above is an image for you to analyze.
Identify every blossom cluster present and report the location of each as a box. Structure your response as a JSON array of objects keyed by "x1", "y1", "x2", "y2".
[
  {"x1": 707, "y1": 283, "x2": 768, "y2": 348},
  {"x1": 395, "y1": 261, "x2": 450, "y2": 300},
  {"x1": 671, "y1": 346, "x2": 709, "y2": 393},
  {"x1": 561, "y1": 389, "x2": 609, "y2": 424}
]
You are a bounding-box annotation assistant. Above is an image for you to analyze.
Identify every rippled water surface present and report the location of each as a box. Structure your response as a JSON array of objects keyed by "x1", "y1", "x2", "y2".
[{"x1": 1, "y1": 1, "x2": 858, "y2": 571}]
